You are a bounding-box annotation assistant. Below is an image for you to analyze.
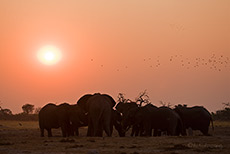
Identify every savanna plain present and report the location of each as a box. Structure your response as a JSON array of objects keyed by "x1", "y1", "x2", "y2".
[{"x1": 0, "y1": 120, "x2": 230, "y2": 154}]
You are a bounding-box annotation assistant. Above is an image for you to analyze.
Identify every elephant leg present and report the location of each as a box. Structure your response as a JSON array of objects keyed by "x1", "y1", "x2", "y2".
[
  {"x1": 94, "y1": 120, "x2": 103, "y2": 136},
  {"x1": 143, "y1": 124, "x2": 151, "y2": 136},
  {"x1": 61, "y1": 127, "x2": 66, "y2": 137},
  {"x1": 40, "y1": 128, "x2": 44, "y2": 137},
  {"x1": 114, "y1": 121, "x2": 125, "y2": 137},
  {"x1": 183, "y1": 129, "x2": 187, "y2": 136},
  {"x1": 61, "y1": 125, "x2": 68, "y2": 137},
  {"x1": 67, "y1": 124, "x2": 73, "y2": 137},
  {"x1": 130, "y1": 125, "x2": 139, "y2": 136},
  {"x1": 153, "y1": 129, "x2": 158, "y2": 136},
  {"x1": 146, "y1": 128, "x2": 152, "y2": 136},
  {"x1": 69, "y1": 125, "x2": 74, "y2": 136},
  {"x1": 110, "y1": 122, "x2": 113, "y2": 136},
  {"x1": 175, "y1": 129, "x2": 180, "y2": 136},
  {"x1": 131, "y1": 126, "x2": 135, "y2": 137},
  {"x1": 90, "y1": 116, "x2": 101, "y2": 137},
  {"x1": 104, "y1": 128, "x2": 111, "y2": 137},
  {"x1": 140, "y1": 127, "x2": 145, "y2": 136},
  {"x1": 89, "y1": 113, "x2": 102, "y2": 137},
  {"x1": 92, "y1": 120, "x2": 98, "y2": 136},
  {"x1": 201, "y1": 127, "x2": 209, "y2": 136},
  {"x1": 175, "y1": 123, "x2": 180, "y2": 136},
  {"x1": 87, "y1": 125, "x2": 93, "y2": 136},
  {"x1": 157, "y1": 130, "x2": 162, "y2": 136},
  {"x1": 98, "y1": 124, "x2": 103, "y2": 137},
  {"x1": 75, "y1": 128, "x2": 79, "y2": 136},
  {"x1": 167, "y1": 128, "x2": 173, "y2": 136},
  {"x1": 87, "y1": 119, "x2": 93, "y2": 136},
  {"x1": 47, "y1": 128, "x2": 52, "y2": 137},
  {"x1": 135, "y1": 126, "x2": 140, "y2": 136},
  {"x1": 95, "y1": 124, "x2": 104, "y2": 137},
  {"x1": 102, "y1": 114, "x2": 111, "y2": 137},
  {"x1": 171, "y1": 128, "x2": 178, "y2": 136},
  {"x1": 103, "y1": 121, "x2": 111, "y2": 137},
  {"x1": 187, "y1": 127, "x2": 193, "y2": 136},
  {"x1": 131, "y1": 125, "x2": 138, "y2": 137},
  {"x1": 181, "y1": 129, "x2": 187, "y2": 136}
]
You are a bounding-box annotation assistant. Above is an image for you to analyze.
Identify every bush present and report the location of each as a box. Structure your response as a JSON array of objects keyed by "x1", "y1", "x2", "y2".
[{"x1": 212, "y1": 103, "x2": 230, "y2": 121}]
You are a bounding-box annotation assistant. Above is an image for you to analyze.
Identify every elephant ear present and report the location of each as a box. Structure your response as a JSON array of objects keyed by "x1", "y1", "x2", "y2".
[
  {"x1": 102, "y1": 94, "x2": 116, "y2": 107},
  {"x1": 115, "y1": 102, "x2": 124, "y2": 113},
  {"x1": 76, "y1": 94, "x2": 93, "y2": 112}
]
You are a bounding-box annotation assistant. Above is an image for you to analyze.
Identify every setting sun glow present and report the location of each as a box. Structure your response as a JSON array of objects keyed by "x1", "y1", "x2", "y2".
[{"x1": 37, "y1": 45, "x2": 62, "y2": 65}]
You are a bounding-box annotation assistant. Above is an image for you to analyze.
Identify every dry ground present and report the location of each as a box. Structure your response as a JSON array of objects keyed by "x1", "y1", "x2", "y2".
[{"x1": 0, "y1": 120, "x2": 230, "y2": 154}]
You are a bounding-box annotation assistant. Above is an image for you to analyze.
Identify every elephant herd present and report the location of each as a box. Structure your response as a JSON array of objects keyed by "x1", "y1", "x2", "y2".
[{"x1": 39, "y1": 93, "x2": 214, "y2": 137}]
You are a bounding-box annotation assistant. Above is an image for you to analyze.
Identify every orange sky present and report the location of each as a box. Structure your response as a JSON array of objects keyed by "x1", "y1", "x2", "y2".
[{"x1": 0, "y1": 0, "x2": 229, "y2": 113}]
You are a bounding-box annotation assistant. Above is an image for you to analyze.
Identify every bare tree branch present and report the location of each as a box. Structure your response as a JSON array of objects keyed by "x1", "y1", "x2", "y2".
[
  {"x1": 136, "y1": 90, "x2": 150, "y2": 106},
  {"x1": 160, "y1": 101, "x2": 173, "y2": 108}
]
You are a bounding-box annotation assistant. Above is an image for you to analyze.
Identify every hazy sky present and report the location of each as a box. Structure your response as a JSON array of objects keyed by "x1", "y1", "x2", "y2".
[{"x1": 0, "y1": 0, "x2": 229, "y2": 113}]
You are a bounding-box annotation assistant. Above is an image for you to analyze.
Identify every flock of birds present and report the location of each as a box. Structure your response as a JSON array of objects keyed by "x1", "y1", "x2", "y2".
[
  {"x1": 145, "y1": 54, "x2": 229, "y2": 72},
  {"x1": 90, "y1": 54, "x2": 229, "y2": 72}
]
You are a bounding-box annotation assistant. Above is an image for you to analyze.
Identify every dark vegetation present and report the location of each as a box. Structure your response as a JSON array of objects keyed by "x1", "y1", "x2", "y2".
[
  {"x1": 0, "y1": 103, "x2": 39, "y2": 121},
  {"x1": 212, "y1": 103, "x2": 230, "y2": 121}
]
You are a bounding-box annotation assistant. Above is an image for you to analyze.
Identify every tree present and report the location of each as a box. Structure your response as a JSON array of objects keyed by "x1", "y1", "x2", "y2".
[
  {"x1": 135, "y1": 90, "x2": 150, "y2": 107},
  {"x1": 117, "y1": 93, "x2": 131, "y2": 103},
  {"x1": 0, "y1": 106, "x2": 12, "y2": 115},
  {"x1": 212, "y1": 102, "x2": 230, "y2": 121},
  {"x1": 34, "y1": 107, "x2": 41, "y2": 114},
  {"x1": 160, "y1": 101, "x2": 173, "y2": 108},
  {"x1": 223, "y1": 102, "x2": 230, "y2": 108},
  {"x1": 22, "y1": 104, "x2": 34, "y2": 114},
  {"x1": 174, "y1": 104, "x2": 187, "y2": 108},
  {"x1": 117, "y1": 93, "x2": 126, "y2": 103}
]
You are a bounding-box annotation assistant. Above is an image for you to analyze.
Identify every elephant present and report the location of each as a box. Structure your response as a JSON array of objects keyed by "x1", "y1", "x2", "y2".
[
  {"x1": 77, "y1": 93, "x2": 116, "y2": 137},
  {"x1": 121, "y1": 106, "x2": 143, "y2": 136},
  {"x1": 115, "y1": 101, "x2": 138, "y2": 116},
  {"x1": 55, "y1": 103, "x2": 73, "y2": 137},
  {"x1": 154, "y1": 106, "x2": 185, "y2": 136},
  {"x1": 39, "y1": 103, "x2": 87, "y2": 137},
  {"x1": 121, "y1": 104, "x2": 185, "y2": 136},
  {"x1": 39, "y1": 103, "x2": 59, "y2": 137},
  {"x1": 76, "y1": 94, "x2": 93, "y2": 111},
  {"x1": 115, "y1": 101, "x2": 139, "y2": 136},
  {"x1": 111, "y1": 109, "x2": 125, "y2": 137},
  {"x1": 77, "y1": 93, "x2": 116, "y2": 112},
  {"x1": 68, "y1": 104, "x2": 88, "y2": 136},
  {"x1": 174, "y1": 105, "x2": 214, "y2": 136},
  {"x1": 121, "y1": 104, "x2": 158, "y2": 136}
]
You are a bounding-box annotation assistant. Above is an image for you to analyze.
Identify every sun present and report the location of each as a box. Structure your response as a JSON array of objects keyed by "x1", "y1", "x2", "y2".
[{"x1": 37, "y1": 45, "x2": 62, "y2": 65}]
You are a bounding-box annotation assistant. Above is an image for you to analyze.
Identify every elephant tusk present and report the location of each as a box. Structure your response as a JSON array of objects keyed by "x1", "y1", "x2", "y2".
[{"x1": 126, "y1": 126, "x2": 131, "y2": 131}]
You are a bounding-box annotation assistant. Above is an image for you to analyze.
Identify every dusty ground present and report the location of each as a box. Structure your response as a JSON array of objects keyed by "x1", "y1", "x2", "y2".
[{"x1": 0, "y1": 120, "x2": 230, "y2": 154}]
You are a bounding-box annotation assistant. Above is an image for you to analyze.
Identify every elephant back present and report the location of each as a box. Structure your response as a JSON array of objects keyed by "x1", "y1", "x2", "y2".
[
  {"x1": 174, "y1": 106, "x2": 210, "y2": 120},
  {"x1": 87, "y1": 94, "x2": 112, "y2": 110},
  {"x1": 68, "y1": 104, "x2": 88, "y2": 127},
  {"x1": 56, "y1": 103, "x2": 71, "y2": 123},
  {"x1": 174, "y1": 105, "x2": 212, "y2": 130},
  {"x1": 76, "y1": 94, "x2": 93, "y2": 112},
  {"x1": 39, "y1": 103, "x2": 58, "y2": 118},
  {"x1": 116, "y1": 102, "x2": 138, "y2": 114},
  {"x1": 39, "y1": 103, "x2": 59, "y2": 129},
  {"x1": 158, "y1": 106, "x2": 176, "y2": 118},
  {"x1": 102, "y1": 94, "x2": 116, "y2": 107}
]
